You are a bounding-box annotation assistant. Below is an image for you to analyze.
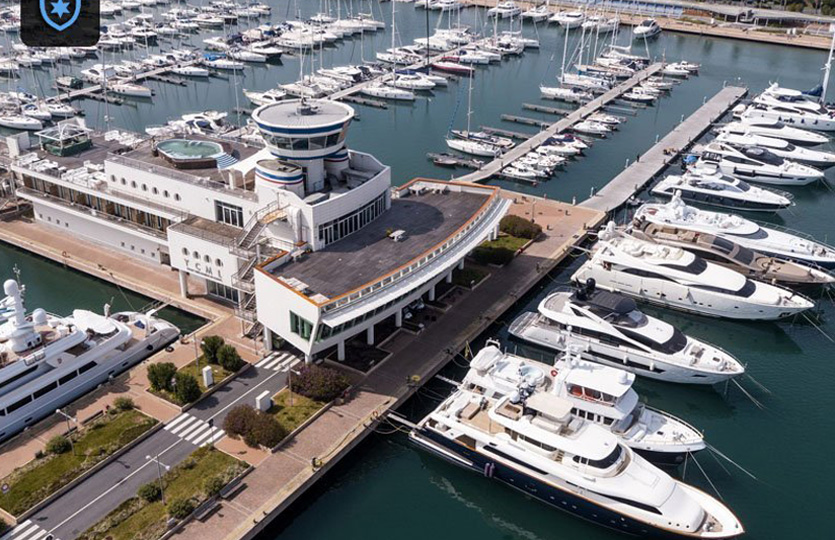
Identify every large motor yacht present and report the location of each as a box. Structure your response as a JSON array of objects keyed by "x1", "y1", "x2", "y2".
[
  {"x1": 714, "y1": 130, "x2": 835, "y2": 169},
  {"x1": 651, "y1": 169, "x2": 792, "y2": 212},
  {"x1": 571, "y1": 224, "x2": 814, "y2": 320},
  {"x1": 719, "y1": 118, "x2": 829, "y2": 147},
  {"x1": 410, "y1": 379, "x2": 744, "y2": 538},
  {"x1": 697, "y1": 141, "x2": 824, "y2": 186},
  {"x1": 509, "y1": 285, "x2": 744, "y2": 384},
  {"x1": 635, "y1": 197, "x2": 835, "y2": 269},
  {"x1": 461, "y1": 342, "x2": 706, "y2": 466},
  {"x1": 630, "y1": 220, "x2": 835, "y2": 288},
  {"x1": 736, "y1": 100, "x2": 835, "y2": 132},
  {"x1": 0, "y1": 279, "x2": 180, "y2": 443}
]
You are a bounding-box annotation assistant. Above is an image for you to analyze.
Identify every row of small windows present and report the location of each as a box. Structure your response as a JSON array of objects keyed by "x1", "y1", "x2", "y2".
[
  {"x1": 317, "y1": 193, "x2": 386, "y2": 247},
  {"x1": 261, "y1": 131, "x2": 346, "y2": 152},
  {"x1": 109, "y1": 175, "x2": 181, "y2": 201},
  {"x1": 207, "y1": 280, "x2": 239, "y2": 303},
  {"x1": 181, "y1": 247, "x2": 223, "y2": 267},
  {"x1": 0, "y1": 362, "x2": 96, "y2": 417}
]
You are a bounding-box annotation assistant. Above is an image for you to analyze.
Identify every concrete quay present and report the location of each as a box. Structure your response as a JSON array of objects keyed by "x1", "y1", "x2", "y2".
[{"x1": 581, "y1": 85, "x2": 749, "y2": 213}]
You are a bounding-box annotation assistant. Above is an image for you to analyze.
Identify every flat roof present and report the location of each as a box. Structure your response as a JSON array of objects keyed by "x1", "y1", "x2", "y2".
[
  {"x1": 169, "y1": 216, "x2": 241, "y2": 245},
  {"x1": 253, "y1": 99, "x2": 354, "y2": 129},
  {"x1": 269, "y1": 187, "x2": 490, "y2": 300},
  {"x1": 23, "y1": 132, "x2": 133, "y2": 169}
]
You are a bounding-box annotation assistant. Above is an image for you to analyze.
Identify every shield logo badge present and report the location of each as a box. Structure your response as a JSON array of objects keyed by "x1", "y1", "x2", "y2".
[{"x1": 39, "y1": 0, "x2": 81, "y2": 32}]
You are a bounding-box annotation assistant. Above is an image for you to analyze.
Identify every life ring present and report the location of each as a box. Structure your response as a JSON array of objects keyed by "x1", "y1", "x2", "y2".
[{"x1": 550, "y1": 369, "x2": 558, "y2": 377}]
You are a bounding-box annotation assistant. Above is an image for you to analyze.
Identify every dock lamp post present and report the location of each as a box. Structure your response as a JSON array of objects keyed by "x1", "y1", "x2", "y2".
[
  {"x1": 146, "y1": 454, "x2": 171, "y2": 504},
  {"x1": 55, "y1": 408, "x2": 77, "y2": 456}
]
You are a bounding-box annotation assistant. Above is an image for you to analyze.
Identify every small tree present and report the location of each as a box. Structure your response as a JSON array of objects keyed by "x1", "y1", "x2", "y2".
[
  {"x1": 174, "y1": 372, "x2": 202, "y2": 404},
  {"x1": 223, "y1": 405, "x2": 258, "y2": 438},
  {"x1": 217, "y1": 344, "x2": 244, "y2": 372},
  {"x1": 204, "y1": 476, "x2": 225, "y2": 498},
  {"x1": 167, "y1": 497, "x2": 195, "y2": 520},
  {"x1": 248, "y1": 414, "x2": 287, "y2": 448},
  {"x1": 499, "y1": 215, "x2": 542, "y2": 240},
  {"x1": 294, "y1": 366, "x2": 351, "y2": 402},
  {"x1": 200, "y1": 336, "x2": 225, "y2": 364},
  {"x1": 46, "y1": 435, "x2": 71, "y2": 455},
  {"x1": 113, "y1": 397, "x2": 135, "y2": 411},
  {"x1": 148, "y1": 362, "x2": 177, "y2": 392},
  {"x1": 137, "y1": 482, "x2": 162, "y2": 503}
]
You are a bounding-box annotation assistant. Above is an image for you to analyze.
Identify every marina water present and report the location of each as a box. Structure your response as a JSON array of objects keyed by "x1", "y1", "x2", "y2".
[{"x1": 3, "y1": 2, "x2": 834, "y2": 539}]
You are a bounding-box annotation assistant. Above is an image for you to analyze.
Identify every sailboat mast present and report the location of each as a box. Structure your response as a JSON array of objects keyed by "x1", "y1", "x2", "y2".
[{"x1": 822, "y1": 25, "x2": 835, "y2": 105}]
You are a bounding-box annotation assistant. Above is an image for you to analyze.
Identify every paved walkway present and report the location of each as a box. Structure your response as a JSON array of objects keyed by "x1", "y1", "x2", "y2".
[
  {"x1": 172, "y1": 196, "x2": 606, "y2": 540},
  {"x1": 581, "y1": 85, "x2": 748, "y2": 212}
]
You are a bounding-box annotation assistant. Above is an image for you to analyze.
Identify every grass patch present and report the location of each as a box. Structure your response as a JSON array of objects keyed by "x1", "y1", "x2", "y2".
[
  {"x1": 269, "y1": 390, "x2": 326, "y2": 434},
  {"x1": 0, "y1": 409, "x2": 157, "y2": 516},
  {"x1": 78, "y1": 447, "x2": 246, "y2": 540},
  {"x1": 150, "y1": 358, "x2": 232, "y2": 404},
  {"x1": 452, "y1": 266, "x2": 490, "y2": 289},
  {"x1": 481, "y1": 234, "x2": 529, "y2": 252}
]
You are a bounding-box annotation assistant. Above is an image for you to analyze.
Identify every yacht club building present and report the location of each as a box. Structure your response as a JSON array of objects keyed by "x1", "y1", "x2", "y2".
[{"x1": 5, "y1": 99, "x2": 510, "y2": 362}]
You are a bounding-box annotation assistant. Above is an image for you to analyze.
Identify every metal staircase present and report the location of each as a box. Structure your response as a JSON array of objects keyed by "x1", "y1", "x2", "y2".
[{"x1": 233, "y1": 200, "x2": 285, "y2": 257}]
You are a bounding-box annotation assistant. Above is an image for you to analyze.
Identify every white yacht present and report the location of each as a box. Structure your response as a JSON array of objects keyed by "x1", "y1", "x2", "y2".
[
  {"x1": 462, "y1": 342, "x2": 706, "y2": 465},
  {"x1": 521, "y1": 5, "x2": 550, "y2": 22},
  {"x1": 449, "y1": 130, "x2": 514, "y2": 150},
  {"x1": 630, "y1": 220, "x2": 835, "y2": 288},
  {"x1": 0, "y1": 115, "x2": 43, "y2": 130},
  {"x1": 243, "y1": 88, "x2": 287, "y2": 106},
  {"x1": 651, "y1": 170, "x2": 793, "y2": 212},
  {"x1": 109, "y1": 82, "x2": 154, "y2": 98},
  {"x1": 446, "y1": 136, "x2": 502, "y2": 157},
  {"x1": 739, "y1": 96, "x2": 835, "y2": 132},
  {"x1": 714, "y1": 131, "x2": 835, "y2": 168},
  {"x1": 509, "y1": 286, "x2": 744, "y2": 385},
  {"x1": 487, "y1": 1, "x2": 522, "y2": 19},
  {"x1": 392, "y1": 73, "x2": 436, "y2": 91},
  {"x1": 721, "y1": 118, "x2": 829, "y2": 147},
  {"x1": 634, "y1": 197, "x2": 835, "y2": 270},
  {"x1": 539, "y1": 86, "x2": 592, "y2": 103},
  {"x1": 550, "y1": 10, "x2": 585, "y2": 29},
  {"x1": 633, "y1": 19, "x2": 661, "y2": 39},
  {"x1": 573, "y1": 120, "x2": 611, "y2": 136},
  {"x1": 411, "y1": 382, "x2": 743, "y2": 538},
  {"x1": 360, "y1": 83, "x2": 416, "y2": 101},
  {"x1": 572, "y1": 223, "x2": 814, "y2": 320},
  {"x1": 697, "y1": 141, "x2": 824, "y2": 186},
  {"x1": 171, "y1": 65, "x2": 210, "y2": 77},
  {"x1": 0, "y1": 279, "x2": 179, "y2": 443},
  {"x1": 581, "y1": 16, "x2": 619, "y2": 34}
]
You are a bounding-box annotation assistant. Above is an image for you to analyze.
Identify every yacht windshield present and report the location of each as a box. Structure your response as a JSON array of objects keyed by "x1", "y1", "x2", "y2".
[
  {"x1": 744, "y1": 147, "x2": 783, "y2": 165},
  {"x1": 732, "y1": 246, "x2": 756, "y2": 266},
  {"x1": 610, "y1": 310, "x2": 648, "y2": 328},
  {"x1": 660, "y1": 257, "x2": 707, "y2": 275}
]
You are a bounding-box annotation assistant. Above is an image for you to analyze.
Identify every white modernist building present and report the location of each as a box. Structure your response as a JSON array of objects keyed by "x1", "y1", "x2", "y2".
[{"x1": 8, "y1": 100, "x2": 510, "y2": 362}]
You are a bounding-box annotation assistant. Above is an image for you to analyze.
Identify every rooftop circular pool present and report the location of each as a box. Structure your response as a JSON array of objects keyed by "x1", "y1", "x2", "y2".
[{"x1": 156, "y1": 139, "x2": 225, "y2": 169}]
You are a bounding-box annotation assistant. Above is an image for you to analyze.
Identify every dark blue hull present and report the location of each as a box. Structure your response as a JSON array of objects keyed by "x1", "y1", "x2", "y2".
[{"x1": 414, "y1": 428, "x2": 718, "y2": 539}]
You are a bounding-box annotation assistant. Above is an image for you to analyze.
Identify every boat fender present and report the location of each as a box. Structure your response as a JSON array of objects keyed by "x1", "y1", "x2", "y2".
[
  {"x1": 550, "y1": 369, "x2": 558, "y2": 377},
  {"x1": 146, "y1": 344, "x2": 154, "y2": 351}
]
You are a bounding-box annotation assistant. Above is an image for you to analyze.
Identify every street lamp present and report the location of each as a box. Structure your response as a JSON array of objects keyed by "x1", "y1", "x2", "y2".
[
  {"x1": 55, "y1": 408, "x2": 77, "y2": 456},
  {"x1": 146, "y1": 454, "x2": 171, "y2": 504},
  {"x1": 193, "y1": 337, "x2": 205, "y2": 370}
]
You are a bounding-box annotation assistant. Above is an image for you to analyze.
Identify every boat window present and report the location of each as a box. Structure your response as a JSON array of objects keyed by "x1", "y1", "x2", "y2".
[
  {"x1": 620, "y1": 327, "x2": 687, "y2": 354},
  {"x1": 732, "y1": 246, "x2": 755, "y2": 266},
  {"x1": 620, "y1": 268, "x2": 675, "y2": 282},
  {"x1": 711, "y1": 237, "x2": 736, "y2": 255},
  {"x1": 7, "y1": 395, "x2": 33, "y2": 413},
  {"x1": 0, "y1": 365, "x2": 38, "y2": 391},
  {"x1": 59, "y1": 371, "x2": 78, "y2": 385},
  {"x1": 33, "y1": 381, "x2": 58, "y2": 399},
  {"x1": 603, "y1": 494, "x2": 662, "y2": 515},
  {"x1": 573, "y1": 444, "x2": 623, "y2": 469},
  {"x1": 660, "y1": 257, "x2": 707, "y2": 275},
  {"x1": 78, "y1": 362, "x2": 96, "y2": 374},
  {"x1": 611, "y1": 309, "x2": 648, "y2": 328}
]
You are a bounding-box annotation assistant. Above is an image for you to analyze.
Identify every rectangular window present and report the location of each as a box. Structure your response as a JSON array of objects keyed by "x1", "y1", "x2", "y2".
[
  {"x1": 214, "y1": 201, "x2": 244, "y2": 228},
  {"x1": 34, "y1": 381, "x2": 58, "y2": 399},
  {"x1": 207, "y1": 280, "x2": 239, "y2": 303},
  {"x1": 78, "y1": 362, "x2": 96, "y2": 374},
  {"x1": 7, "y1": 395, "x2": 32, "y2": 413},
  {"x1": 290, "y1": 311, "x2": 313, "y2": 340},
  {"x1": 59, "y1": 371, "x2": 78, "y2": 385}
]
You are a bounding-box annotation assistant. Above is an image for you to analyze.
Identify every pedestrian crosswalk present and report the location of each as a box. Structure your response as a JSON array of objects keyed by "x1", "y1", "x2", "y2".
[
  {"x1": 254, "y1": 351, "x2": 299, "y2": 372},
  {"x1": 0, "y1": 520, "x2": 57, "y2": 540},
  {"x1": 163, "y1": 412, "x2": 225, "y2": 447}
]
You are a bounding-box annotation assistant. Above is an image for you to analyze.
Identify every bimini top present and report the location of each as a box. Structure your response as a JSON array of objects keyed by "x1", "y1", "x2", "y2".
[{"x1": 252, "y1": 99, "x2": 354, "y2": 134}]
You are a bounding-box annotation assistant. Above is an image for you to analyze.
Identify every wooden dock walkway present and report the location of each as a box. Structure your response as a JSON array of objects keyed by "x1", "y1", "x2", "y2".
[
  {"x1": 457, "y1": 63, "x2": 664, "y2": 183},
  {"x1": 581, "y1": 85, "x2": 748, "y2": 213},
  {"x1": 47, "y1": 62, "x2": 199, "y2": 103}
]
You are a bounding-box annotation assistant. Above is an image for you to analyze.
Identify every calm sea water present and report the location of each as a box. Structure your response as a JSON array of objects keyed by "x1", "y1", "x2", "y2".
[{"x1": 2, "y1": 3, "x2": 834, "y2": 539}]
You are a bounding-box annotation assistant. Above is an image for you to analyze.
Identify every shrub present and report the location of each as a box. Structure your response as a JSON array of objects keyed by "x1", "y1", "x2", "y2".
[
  {"x1": 147, "y1": 362, "x2": 177, "y2": 392},
  {"x1": 293, "y1": 366, "x2": 351, "y2": 402},
  {"x1": 113, "y1": 396, "x2": 135, "y2": 411},
  {"x1": 174, "y1": 372, "x2": 201, "y2": 404},
  {"x1": 46, "y1": 435, "x2": 71, "y2": 455},
  {"x1": 499, "y1": 215, "x2": 542, "y2": 240},
  {"x1": 167, "y1": 497, "x2": 195, "y2": 520},
  {"x1": 34, "y1": 449, "x2": 45, "y2": 460},
  {"x1": 471, "y1": 245, "x2": 515, "y2": 266},
  {"x1": 217, "y1": 344, "x2": 244, "y2": 372},
  {"x1": 137, "y1": 482, "x2": 162, "y2": 503},
  {"x1": 223, "y1": 405, "x2": 258, "y2": 438},
  {"x1": 204, "y1": 476, "x2": 225, "y2": 498},
  {"x1": 200, "y1": 335, "x2": 225, "y2": 364},
  {"x1": 0, "y1": 518, "x2": 8, "y2": 534}
]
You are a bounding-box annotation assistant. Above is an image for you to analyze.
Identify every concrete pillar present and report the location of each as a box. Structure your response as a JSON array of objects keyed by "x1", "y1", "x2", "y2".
[
  {"x1": 178, "y1": 270, "x2": 189, "y2": 298},
  {"x1": 457, "y1": 259, "x2": 465, "y2": 271},
  {"x1": 263, "y1": 327, "x2": 273, "y2": 352},
  {"x1": 337, "y1": 340, "x2": 346, "y2": 361},
  {"x1": 446, "y1": 271, "x2": 453, "y2": 284},
  {"x1": 304, "y1": 353, "x2": 313, "y2": 365},
  {"x1": 428, "y1": 284, "x2": 436, "y2": 302},
  {"x1": 366, "y1": 325, "x2": 375, "y2": 346},
  {"x1": 395, "y1": 309, "x2": 403, "y2": 328}
]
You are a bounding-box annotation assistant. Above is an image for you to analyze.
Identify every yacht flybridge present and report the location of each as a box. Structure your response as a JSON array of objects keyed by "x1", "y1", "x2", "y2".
[
  {"x1": 697, "y1": 141, "x2": 824, "y2": 186},
  {"x1": 509, "y1": 286, "x2": 744, "y2": 384},
  {"x1": 410, "y1": 374, "x2": 743, "y2": 538},
  {"x1": 462, "y1": 342, "x2": 706, "y2": 465},
  {"x1": 0, "y1": 279, "x2": 179, "y2": 443},
  {"x1": 635, "y1": 197, "x2": 835, "y2": 269},
  {"x1": 651, "y1": 169, "x2": 793, "y2": 212},
  {"x1": 571, "y1": 223, "x2": 814, "y2": 320},
  {"x1": 630, "y1": 220, "x2": 835, "y2": 288}
]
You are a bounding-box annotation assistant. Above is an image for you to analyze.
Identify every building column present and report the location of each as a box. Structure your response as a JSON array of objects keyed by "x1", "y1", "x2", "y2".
[
  {"x1": 366, "y1": 325, "x2": 375, "y2": 346},
  {"x1": 446, "y1": 271, "x2": 453, "y2": 284},
  {"x1": 428, "y1": 284, "x2": 436, "y2": 302},
  {"x1": 263, "y1": 327, "x2": 273, "y2": 352},
  {"x1": 457, "y1": 259, "x2": 465, "y2": 271},
  {"x1": 178, "y1": 270, "x2": 189, "y2": 298},
  {"x1": 395, "y1": 309, "x2": 403, "y2": 328},
  {"x1": 337, "y1": 340, "x2": 345, "y2": 362},
  {"x1": 304, "y1": 353, "x2": 313, "y2": 365}
]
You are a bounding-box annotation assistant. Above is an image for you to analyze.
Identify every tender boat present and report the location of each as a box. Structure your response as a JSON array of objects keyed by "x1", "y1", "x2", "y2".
[
  {"x1": 651, "y1": 169, "x2": 793, "y2": 212},
  {"x1": 571, "y1": 223, "x2": 814, "y2": 320},
  {"x1": 634, "y1": 197, "x2": 835, "y2": 270},
  {"x1": 462, "y1": 341, "x2": 706, "y2": 465},
  {"x1": 509, "y1": 285, "x2": 744, "y2": 385}
]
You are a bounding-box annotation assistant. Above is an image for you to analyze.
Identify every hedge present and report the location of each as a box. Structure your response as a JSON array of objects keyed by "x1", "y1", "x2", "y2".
[
  {"x1": 293, "y1": 365, "x2": 350, "y2": 402},
  {"x1": 499, "y1": 215, "x2": 542, "y2": 240}
]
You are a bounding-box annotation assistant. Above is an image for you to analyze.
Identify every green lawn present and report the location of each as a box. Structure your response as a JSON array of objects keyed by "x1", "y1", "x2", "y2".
[
  {"x1": 269, "y1": 390, "x2": 326, "y2": 434},
  {"x1": 0, "y1": 409, "x2": 157, "y2": 517},
  {"x1": 480, "y1": 234, "x2": 529, "y2": 252},
  {"x1": 151, "y1": 358, "x2": 233, "y2": 404},
  {"x1": 452, "y1": 266, "x2": 490, "y2": 289},
  {"x1": 78, "y1": 447, "x2": 246, "y2": 540}
]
